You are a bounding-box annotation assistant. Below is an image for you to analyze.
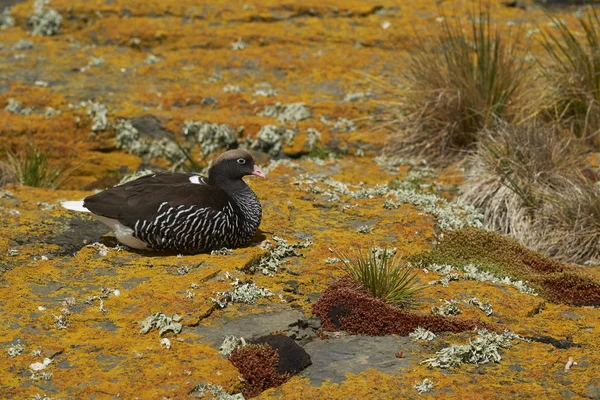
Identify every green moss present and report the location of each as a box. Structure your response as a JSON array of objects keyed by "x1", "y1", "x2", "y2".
[{"x1": 413, "y1": 227, "x2": 600, "y2": 306}]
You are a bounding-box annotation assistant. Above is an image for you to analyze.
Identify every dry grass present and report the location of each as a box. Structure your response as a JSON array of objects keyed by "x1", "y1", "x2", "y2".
[
  {"x1": 384, "y1": 8, "x2": 532, "y2": 165},
  {"x1": 460, "y1": 120, "x2": 600, "y2": 264},
  {"x1": 540, "y1": 8, "x2": 600, "y2": 148}
]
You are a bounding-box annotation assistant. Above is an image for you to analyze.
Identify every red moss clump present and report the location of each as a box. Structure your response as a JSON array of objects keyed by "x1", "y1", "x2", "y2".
[
  {"x1": 538, "y1": 272, "x2": 600, "y2": 306},
  {"x1": 312, "y1": 276, "x2": 495, "y2": 336},
  {"x1": 228, "y1": 344, "x2": 291, "y2": 398}
]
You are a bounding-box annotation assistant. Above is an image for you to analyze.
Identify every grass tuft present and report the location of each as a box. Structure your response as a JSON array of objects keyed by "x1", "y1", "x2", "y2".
[
  {"x1": 460, "y1": 120, "x2": 600, "y2": 264},
  {"x1": 384, "y1": 8, "x2": 531, "y2": 165},
  {"x1": 540, "y1": 8, "x2": 600, "y2": 147},
  {"x1": 335, "y1": 247, "x2": 425, "y2": 306},
  {"x1": 1, "y1": 146, "x2": 70, "y2": 189}
]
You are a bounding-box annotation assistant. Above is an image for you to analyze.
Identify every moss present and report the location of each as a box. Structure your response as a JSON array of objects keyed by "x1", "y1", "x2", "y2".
[
  {"x1": 228, "y1": 343, "x2": 290, "y2": 398},
  {"x1": 312, "y1": 276, "x2": 494, "y2": 336},
  {"x1": 414, "y1": 227, "x2": 600, "y2": 306}
]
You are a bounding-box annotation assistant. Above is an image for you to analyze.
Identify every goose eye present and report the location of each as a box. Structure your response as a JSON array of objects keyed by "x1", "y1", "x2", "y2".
[{"x1": 237, "y1": 158, "x2": 246, "y2": 164}]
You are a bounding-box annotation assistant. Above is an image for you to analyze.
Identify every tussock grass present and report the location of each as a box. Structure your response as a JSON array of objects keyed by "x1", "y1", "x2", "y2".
[
  {"x1": 1, "y1": 146, "x2": 71, "y2": 188},
  {"x1": 335, "y1": 247, "x2": 425, "y2": 306},
  {"x1": 384, "y1": 9, "x2": 532, "y2": 165},
  {"x1": 460, "y1": 120, "x2": 600, "y2": 264},
  {"x1": 540, "y1": 8, "x2": 600, "y2": 147}
]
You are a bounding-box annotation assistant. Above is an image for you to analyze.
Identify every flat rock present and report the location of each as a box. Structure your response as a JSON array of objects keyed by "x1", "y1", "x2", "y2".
[{"x1": 301, "y1": 335, "x2": 420, "y2": 385}]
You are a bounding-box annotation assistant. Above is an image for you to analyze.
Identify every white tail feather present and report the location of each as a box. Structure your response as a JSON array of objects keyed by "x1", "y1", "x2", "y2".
[{"x1": 60, "y1": 200, "x2": 90, "y2": 213}]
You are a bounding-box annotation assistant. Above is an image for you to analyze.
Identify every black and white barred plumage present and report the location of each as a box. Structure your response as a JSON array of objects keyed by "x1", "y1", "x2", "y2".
[{"x1": 61, "y1": 149, "x2": 264, "y2": 253}]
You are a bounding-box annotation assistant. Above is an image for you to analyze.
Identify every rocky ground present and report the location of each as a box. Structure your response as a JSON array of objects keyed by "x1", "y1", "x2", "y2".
[{"x1": 1, "y1": 0, "x2": 600, "y2": 399}]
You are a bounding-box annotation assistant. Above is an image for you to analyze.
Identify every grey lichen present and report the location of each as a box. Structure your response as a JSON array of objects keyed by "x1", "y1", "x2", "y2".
[
  {"x1": 223, "y1": 85, "x2": 241, "y2": 93},
  {"x1": 89, "y1": 56, "x2": 104, "y2": 67},
  {"x1": 204, "y1": 72, "x2": 222, "y2": 83},
  {"x1": 251, "y1": 125, "x2": 295, "y2": 157},
  {"x1": 422, "y1": 329, "x2": 518, "y2": 369},
  {"x1": 370, "y1": 246, "x2": 397, "y2": 260},
  {"x1": 319, "y1": 116, "x2": 356, "y2": 133},
  {"x1": 190, "y1": 383, "x2": 244, "y2": 400},
  {"x1": 211, "y1": 247, "x2": 234, "y2": 256},
  {"x1": 356, "y1": 225, "x2": 373, "y2": 234},
  {"x1": 12, "y1": 39, "x2": 34, "y2": 50},
  {"x1": 343, "y1": 91, "x2": 372, "y2": 102},
  {"x1": 351, "y1": 183, "x2": 389, "y2": 199},
  {"x1": 431, "y1": 299, "x2": 462, "y2": 316},
  {"x1": 0, "y1": 7, "x2": 15, "y2": 30},
  {"x1": 253, "y1": 83, "x2": 277, "y2": 97},
  {"x1": 219, "y1": 335, "x2": 247, "y2": 357},
  {"x1": 30, "y1": 0, "x2": 62, "y2": 36},
  {"x1": 414, "y1": 378, "x2": 435, "y2": 394},
  {"x1": 409, "y1": 327, "x2": 437, "y2": 341},
  {"x1": 115, "y1": 119, "x2": 145, "y2": 154},
  {"x1": 32, "y1": 394, "x2": 53, "y2": 400},
  {"x1": 425, "y1": 263, "x2": 536, "y2": 295},
  {"x1": 5, "y1": 98, "x2": 33, "y2": 115},
  {"x1": 115, "y1": 119, "x2": 185, "y2": 163},
  {"x1": 139, "y1": 312, "x2": 183, "y2": 336},
  {"x1": 462, "y1": 264, "x2": 537, "y2": 295},
  {"x1": 7, "y1": 343, "x2": 24, "y2": 358},
  {"x1": 144, "y1": 54, "x2": 160, "y2": 65},
  {"x1": 44, "y1": 107, "x2": 58, "y2": 118},
  {"x1": 260, "y1": 102, "x2": 312, "y2": 123},
  {"x1": 384, "y1": 189, "x2": 483, "y2": 230},
  {"x1": 87, "y1": 101, "x2": 108, "y2": 132},
  {"x1": 182, "y1": 121, "x2": 238, "y2": 157},
  {"x1": 211, "y1": 279, "x2": 273, "y2": 309},
  {"x1": 252, "y1": 235, "x2": 312, "y2": 275},
  {"x1": 231, "y1": 38, "x2": 247, "y2": 51},
  {"x1": 30, "y1": 372, "x2": 53, "y2": 381},
  {"x1": 465, "y1": 297, "x2": 493, "y2": 316}
]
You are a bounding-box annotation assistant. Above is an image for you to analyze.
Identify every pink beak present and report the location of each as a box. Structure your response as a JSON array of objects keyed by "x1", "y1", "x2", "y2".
[{"x1": 251, "y1": 164, "x2": 266, "y2": 178}]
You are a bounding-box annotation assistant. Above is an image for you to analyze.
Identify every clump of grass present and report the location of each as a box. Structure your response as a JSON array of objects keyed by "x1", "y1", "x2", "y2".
[
  {"x1": 460, "y1": 120, "x2": 600, "y2": 264},
  {"x1": 1, "y1": 146, "x2": 71, "y2": 188},
  {"x1": 384, "y1": 8, "x2": 531, "y2": 165},
  {"x1": 335, "y1": 247, "x2": 424, "y2": 306},
  {"x1": 540, "y1": 8, "x2": 600, "y2": 147}
]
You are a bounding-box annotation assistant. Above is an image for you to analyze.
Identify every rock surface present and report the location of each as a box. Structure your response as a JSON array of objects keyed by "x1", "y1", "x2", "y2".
[{"x1": 1, "y1": 1, "x2": 600, "y2": 399}]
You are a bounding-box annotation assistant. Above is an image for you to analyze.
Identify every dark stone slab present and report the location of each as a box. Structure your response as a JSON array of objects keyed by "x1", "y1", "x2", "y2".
[{"x1": 251, "y1": 334, "x2": 312, "y2": 375}]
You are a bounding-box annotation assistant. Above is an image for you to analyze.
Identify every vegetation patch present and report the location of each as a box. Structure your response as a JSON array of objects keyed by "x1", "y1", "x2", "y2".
[
  {"x1": 312, "y1": 276, "x2": 494, "y2": 336},
  {"x1": 460, "y1": 121, "x2": 600, "y2": 264},
  {"x1": 384, "y1": 9, "x2": 531, "y2": 165},
  {"x1": 540, "y1": 7, "x2": 600, "y2": 147},
  {"x1": 422, "y1": 329, "x2": 526, "y2": 369},
  {"x1": 1, "y1": 146, "x2": 71, "y2": 189},
  {"x1": 29, "y1": 0, "x2": 62, "y2": 36},
  {"x1": 336, "y1": 247, "x2": 424, "y2": 306},
  {"x1": 414, "y1": 227, "x2": 600, "y2": 306},
  {"x1": 228, "y1": 343, "x2": 291, "y2": 398}
]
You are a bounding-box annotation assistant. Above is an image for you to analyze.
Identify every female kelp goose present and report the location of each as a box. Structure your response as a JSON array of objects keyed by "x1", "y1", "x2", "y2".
[{"x1": 61, "y1": 149, "x2": 265, "y2": 253}]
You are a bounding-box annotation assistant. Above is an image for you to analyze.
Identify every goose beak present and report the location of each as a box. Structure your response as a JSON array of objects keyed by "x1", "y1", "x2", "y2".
[{"x1": 251, "y1": 165, "x2": 266, "y2": 178}]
